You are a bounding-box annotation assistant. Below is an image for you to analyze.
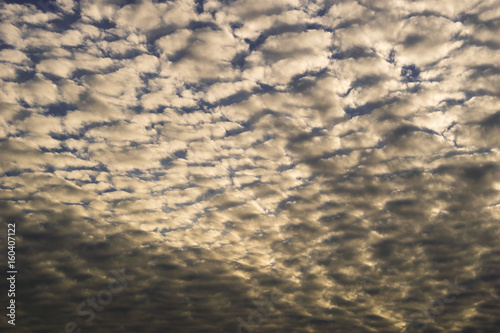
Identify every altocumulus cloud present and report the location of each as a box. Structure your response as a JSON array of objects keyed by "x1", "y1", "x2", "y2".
[{"x1": 0, "y1": 0, "x2": 499, "y2": 332}]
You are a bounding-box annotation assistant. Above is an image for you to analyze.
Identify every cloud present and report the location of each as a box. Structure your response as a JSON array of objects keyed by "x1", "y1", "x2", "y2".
[{"x1": 1, "y1": 1, "x2": 500, "y2": 333}]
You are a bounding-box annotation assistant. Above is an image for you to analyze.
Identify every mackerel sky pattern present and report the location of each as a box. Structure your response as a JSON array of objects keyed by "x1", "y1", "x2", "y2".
[{"x1": 0, "y1": 0, "x2": 500, "y2": 332}]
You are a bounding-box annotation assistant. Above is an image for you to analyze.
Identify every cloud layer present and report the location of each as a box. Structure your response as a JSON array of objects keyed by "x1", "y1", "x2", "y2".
[{"x1": 1, "y1": 0, "x2": 499, "y2": 332}]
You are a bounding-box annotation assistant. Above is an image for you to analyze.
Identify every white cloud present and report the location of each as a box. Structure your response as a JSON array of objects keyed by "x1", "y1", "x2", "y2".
[
  {"x1": 0, "y1": 49, "x2": 30, "y2": 64},
  {"x1": 20, "y1": 76, "x2": 59, "y2": 106},
  {"x1": 0, "y1": 23, "x2": 24, "y2": 48},
  {"x1": 156, "y1": 29, "x2": 193, "y2": 57},
  {"x1": 244, "y1": 30, "x2": 332, "y2": 85},
  {"x1": 115, "y1": 0, "x2": 164, "y2": 32},
  {"x1": 160, "y1": 28, "x2": 246, "y2": 82}
]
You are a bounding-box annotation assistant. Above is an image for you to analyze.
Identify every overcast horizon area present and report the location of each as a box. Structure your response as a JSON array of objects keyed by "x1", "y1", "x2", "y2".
[{"x1": 1, "y1": 0, "x2": 500, "y2": 332}]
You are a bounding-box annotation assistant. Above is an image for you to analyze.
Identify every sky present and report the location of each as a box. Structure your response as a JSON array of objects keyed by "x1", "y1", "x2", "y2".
[{"x1": 0, "y1": 0, "x2": 499, "y2": 332}]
